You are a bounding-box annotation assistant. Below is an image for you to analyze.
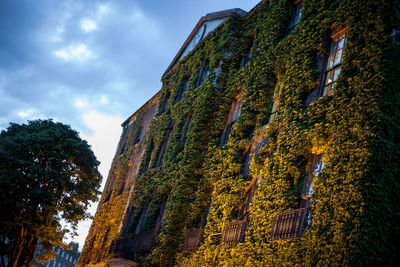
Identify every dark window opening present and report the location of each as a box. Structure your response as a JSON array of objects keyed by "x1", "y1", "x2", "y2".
[
  {"x1": 155, "y1": 125, "x2": 174, "y2": 168},
  {"x1": 119, "y1": 140, "x2": 127, "y2": 155},
  {"x1": 103, "y1": 191, "x2": 111, "y2": 203},
  {"x1": 134, "y1": 126, "x2": 144, "y2": 145},
  {"x1": 118, "y1": 181, "x2": 126, "y2": 195},
  {"x1": 180, "y1": 114, "x2": 193, "y2": 146},
  {"x1": 178, "y1": 76, "x2": 190, "y2": 102},
  {"x1": 287, "y1": 1, "x2": 303, "y2": 34},
  {"x1": 220, "y1": 98, "x2": 242, "y2": 146},
  {"x1": 196, "y1": 61, "x2": 209, "y2": 87},
  {"x1": 159, "y1": 92, "x2": 170, "y2": 114},
  {"x1": 135, "y1": 202, "x2": 150, "y2": 235},
  {"x1": 239, "y1": 49, "x2": 251, "y2": 69}
]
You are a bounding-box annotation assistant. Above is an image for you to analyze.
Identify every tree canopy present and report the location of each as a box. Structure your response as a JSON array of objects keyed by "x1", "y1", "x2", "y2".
[{"x1": 0, "y1": 119, "x2": 102, "y2": 267}]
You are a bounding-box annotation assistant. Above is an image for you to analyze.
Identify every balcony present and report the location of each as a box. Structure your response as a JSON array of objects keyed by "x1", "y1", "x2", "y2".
[
  {"x1": 109, "y1": 231, "x2": 156, "y2": 257},
  {"x1": 269, "y1": 208, "x2": 309, "y2": 241},
  {"x1": 221, "y1": 218, "x2": 248, "y2": 247},
  {"x1": 182, "y1": 228, "x2": 204, "y2": 252}
]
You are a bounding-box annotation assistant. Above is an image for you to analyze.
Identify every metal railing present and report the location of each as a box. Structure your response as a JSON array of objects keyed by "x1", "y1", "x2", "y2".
[
  {"x1": 269, "y1": 208, "x2": 309, "y2": 241},
  {"x1": 182, "y1": 228, "x2": 204, "y2": 252},
  {"x1": 221, "y1": 218, "x2": 248, "y2": 247}
]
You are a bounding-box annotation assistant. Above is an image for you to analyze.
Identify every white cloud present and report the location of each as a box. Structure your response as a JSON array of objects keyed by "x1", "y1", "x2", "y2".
[
  {"x1": 62, "y1": 108, "x2": 122, "y2": 250},
  {"x1": 80, "y1": 109, "x2": 122, "y2": 179},
  {"x1": 17, "y1": 108, "x2": 35, "y2": 118},
  {"x1": 74, "y1": 98, "x2": 88, "y2": 109},
  {"x1": 100, "y1": 95, "x2": 108, "y2": 104},
  {"x1": 98, "y1": 4, "x2": 111, "y2": 16},
  {"x1": 81, "y1": 19, "x2": 97, "y2": 32},
  {"x1": 54, "y1": 44, "x2": 92, "y2": 61},
  {"x1": 51, "y1": 27, "x2": 65, "y2": 42}
]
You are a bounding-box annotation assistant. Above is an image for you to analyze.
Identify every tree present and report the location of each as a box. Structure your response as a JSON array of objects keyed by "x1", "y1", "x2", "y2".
[{"x1": 0, "y1": 119, "x2": 102, "y2": 267}]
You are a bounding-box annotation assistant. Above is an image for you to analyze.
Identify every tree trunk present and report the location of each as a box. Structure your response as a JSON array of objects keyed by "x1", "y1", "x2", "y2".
[
  {"x1": 18, "y1": 236, "x2": 37, "y2": 267},
  {"x1": 7, "y1": 226, "x2": 26, "y2": 267}
]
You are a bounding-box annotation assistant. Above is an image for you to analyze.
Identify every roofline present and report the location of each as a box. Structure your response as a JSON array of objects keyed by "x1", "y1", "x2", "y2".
[
  {"x1": 121, "y1": 90, "x2": 161, "y2": 127},
  {"x1": 162, "y1": 8, "x2": 247, "y2": 79}
]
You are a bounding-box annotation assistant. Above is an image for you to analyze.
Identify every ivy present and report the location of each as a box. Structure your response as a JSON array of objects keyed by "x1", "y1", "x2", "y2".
[{"x1": 81, "y1": 0, "x2": 400, "y2": 266}]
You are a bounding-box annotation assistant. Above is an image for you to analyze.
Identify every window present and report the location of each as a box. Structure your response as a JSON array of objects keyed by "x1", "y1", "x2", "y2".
[
  {"x1": 134, "y1": 126, "x2": 143, "y2": 145},
  {"x1": 135, "y1": 202, "x2": 150, "y2": 234},
  {"x1": 155, "y1": 125, "x2": 173, "y2": 168},
  {"x1": 159, "y1": 92, "x2": 170, "y2": 114},
  {"x1": 178, "y1": 76, "x2": 190, "y2": 101},
  {"x1": 269, "y1": 84, "x2": 282, "y2": 123},
  {"x1": 320, "y1": 32, "x2": 346, "y2": 96},
  {"x1": 287, "y1": 1, "x2": 303, "y2": 34},
  {"x1": 302, "y1": 154, "x2": 325, "y2": 199},
  {"x1": 213, "y1": 60, "x2": 223, "y2": 84},
  {"x1": 61, "y1": 251, "x2": 64, "y2": 257},
  {"x1": 103, "y1": 190, "x2": 111, "y2": 203},
  {"x1": 180, "y1": 114, "x2": 193, "y2": 146},
  {"x1": 220, "y1": 97, "x2": 242, "y2": 146},
  {"x1": 118, "y1": 181, "x2": 125, "y2": 195},
  {"x1": 239, "y1": 49, "x2": 251, "y2": 69},
  {"x1": 196, "y1": 61, "x2": 209, "y2": 87}
]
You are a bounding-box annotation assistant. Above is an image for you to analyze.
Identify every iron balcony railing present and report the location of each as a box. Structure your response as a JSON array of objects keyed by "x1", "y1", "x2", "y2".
[
  {"x1": 182, "y1": 228, "x2": 204, "y2": 252},
  {"x1": 269, "y1": 208, "x2": 309, "y2": 241},
  {"x1": 221, "y1": 218, "x2": 248, "y2": 247}
]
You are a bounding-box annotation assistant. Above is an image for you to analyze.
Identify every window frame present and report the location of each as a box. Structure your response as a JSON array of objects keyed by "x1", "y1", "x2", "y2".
[
  {"x1": 287, "y1": 0, "x2": 303, "y2": 35},
  {"x1": 177, "y1": 75, "x2": 191, "y2": 102},
  {"x1": 302, "y1": 153, "x2": 325, "y2": 201},
  {"x1": 319, "y1": 29, "x2": 346, "y2": 97},
  {"x1": 220, "y1": 95, "x2": 242, "y2": 146},
  {"x1": 155, "y1": 124, "x2": 174, "y2": 168},
  {"x1": 269, "y1": 83, "x2": 282, "y2": 123},
  {"x1": 196, "y1": 61, "x2": 209, "y2": 87}
]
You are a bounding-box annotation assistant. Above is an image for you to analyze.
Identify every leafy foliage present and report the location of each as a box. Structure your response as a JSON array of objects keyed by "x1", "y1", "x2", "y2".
[
  {"x1": 0, "y1": 119, "x2": 101, "y2": 266},
  {"x1": 82, "y1": 0, "x2": 400, "y2": 266}
]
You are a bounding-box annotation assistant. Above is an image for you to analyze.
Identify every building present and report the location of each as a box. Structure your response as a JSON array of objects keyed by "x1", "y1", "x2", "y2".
[
  {"x1": 78, "y1": 0, "x2": 400, "y2": 266},
  {"x1": 35, "y1": 242, "x2": 80, "y2": 267}
]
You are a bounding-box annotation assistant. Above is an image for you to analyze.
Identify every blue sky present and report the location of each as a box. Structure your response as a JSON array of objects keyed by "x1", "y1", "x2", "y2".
[{"x1": 0, "y1": 0, "x2": 260, "y2": 250}]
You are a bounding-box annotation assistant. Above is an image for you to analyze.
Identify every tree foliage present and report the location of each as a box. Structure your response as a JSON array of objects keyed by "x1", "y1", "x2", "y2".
[{"x1": 0, "y1": 119, "x2": 102, "y2": 267}]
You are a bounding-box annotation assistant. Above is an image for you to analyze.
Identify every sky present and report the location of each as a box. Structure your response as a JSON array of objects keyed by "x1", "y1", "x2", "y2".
[{"x1": 0, "y1": 0, "x2": 260, "y2": 251}]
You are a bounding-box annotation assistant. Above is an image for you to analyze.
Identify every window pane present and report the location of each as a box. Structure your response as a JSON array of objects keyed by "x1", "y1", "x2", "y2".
[
  {"x1": 325, "y1": 70, "x2": 334, "y2": 85},
  {"x1": 273, "y1": 85, "x2": 281, "y2": 99},
  {"x1": 232, "y1": 99, "x2": 242, "y2": 122},
  {"x1": 294, "y1": 3, "x2": 302, "y2": 25},
  {"x1": 327, "y1": 54, "x2": 335, "y2": 69},
  {"x1": 333, "y1": 67, "x2": 341, "y2": 82},
  {"x1": 334, "y1": 49, "x2": 343, "y2": 65},
  {"x1": 271, "y1": 101, "x2": 279, "y2": 114},
  {"x1": 323, "y1": 84, "x2": 332, "y2": 96},
  {"x1": 337, "y1": 36, "x2": 345, "y2": 49}
]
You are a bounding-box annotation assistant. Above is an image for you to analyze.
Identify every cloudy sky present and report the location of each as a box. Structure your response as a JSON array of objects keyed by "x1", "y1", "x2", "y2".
[{"x1": 0, "y1": 0, "x2": 260, "y2": 250}]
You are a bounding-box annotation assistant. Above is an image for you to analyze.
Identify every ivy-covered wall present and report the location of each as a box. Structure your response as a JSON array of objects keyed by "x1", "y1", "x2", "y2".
[{"x1": 80, "y1": 0, "x2": 400, "y2": 266}]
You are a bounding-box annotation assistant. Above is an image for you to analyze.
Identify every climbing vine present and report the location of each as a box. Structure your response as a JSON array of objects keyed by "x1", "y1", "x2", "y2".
[{"x1": 80, "y1": 0, "x2": 400, "y2": 266}]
